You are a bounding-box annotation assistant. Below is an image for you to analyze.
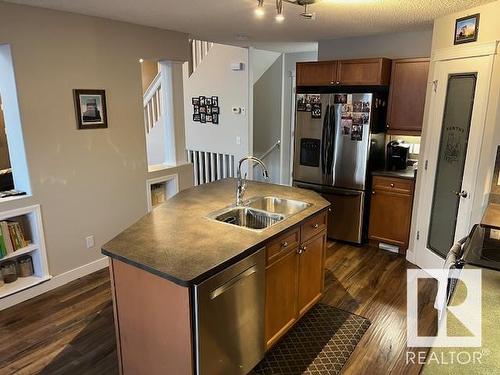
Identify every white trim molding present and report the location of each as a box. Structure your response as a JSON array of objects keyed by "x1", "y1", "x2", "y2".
[
  {"x1": 431, "y1": 41, "x2": 498, "y2": 62},
  {"x1": 146, "y1": 173, "x2": 179, "y2": 212},
  {"x1": 0, "y1": 257, "x2": 109, "y2": 311}
]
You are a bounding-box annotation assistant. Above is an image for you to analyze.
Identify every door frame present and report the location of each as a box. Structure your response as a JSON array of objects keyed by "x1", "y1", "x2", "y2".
[{"x1": 409, "y1": 41, "x2": 498, "y2": 269}]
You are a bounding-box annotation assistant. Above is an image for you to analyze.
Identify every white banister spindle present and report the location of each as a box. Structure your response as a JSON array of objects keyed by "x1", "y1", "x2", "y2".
[{"x1": 186, "y1": 149, "x2": 235, "y2": 186}]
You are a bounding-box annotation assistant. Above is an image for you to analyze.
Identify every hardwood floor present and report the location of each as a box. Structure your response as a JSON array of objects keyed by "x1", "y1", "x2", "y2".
[{"x1": 0, "y1": 242, "x2": 437, "y2": 374}]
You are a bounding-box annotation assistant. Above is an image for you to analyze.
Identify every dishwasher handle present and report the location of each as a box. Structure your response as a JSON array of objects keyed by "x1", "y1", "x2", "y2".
[{"x1": 210, "y1": 265, "x2": 257, "y2": 300}]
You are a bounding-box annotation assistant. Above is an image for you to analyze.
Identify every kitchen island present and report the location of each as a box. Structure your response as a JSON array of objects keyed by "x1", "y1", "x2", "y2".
[{"x1": 102, "y1": 178, "x2": 330, "y2": 375}]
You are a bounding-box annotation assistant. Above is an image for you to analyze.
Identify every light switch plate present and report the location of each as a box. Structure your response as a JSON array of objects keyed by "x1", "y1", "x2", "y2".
[{"x1": 86, "y1": 235, "x2": 95, "y2": 249}]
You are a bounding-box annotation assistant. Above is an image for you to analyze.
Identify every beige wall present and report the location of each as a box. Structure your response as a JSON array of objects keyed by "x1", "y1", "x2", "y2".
[
  {"x1": 141, "y1": 60, "x2": 159, "y2": 94},
  {"x1": 318, "y1": 29, "x2": 433, "y2": 60},
  {"x1": 0, "y1": 2, "x2": 192, "y2": 276}
]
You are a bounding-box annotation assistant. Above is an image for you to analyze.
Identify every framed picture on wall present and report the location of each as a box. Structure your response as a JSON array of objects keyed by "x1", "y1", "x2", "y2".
[
  {"x1": 454, "y1": 14, "x2": 480, "y2": 45},
  {"x1": 73, "y1": 89, "x2": 108, "y2": 129}
]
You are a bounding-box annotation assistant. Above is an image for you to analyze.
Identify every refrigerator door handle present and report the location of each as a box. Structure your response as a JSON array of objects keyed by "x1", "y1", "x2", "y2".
[
  {"x1": 328, "y1": 104, "x2": 336, "y2": 175},
  {"x1": 320, "y1": 104, "x2": 329, "y2": 176}
]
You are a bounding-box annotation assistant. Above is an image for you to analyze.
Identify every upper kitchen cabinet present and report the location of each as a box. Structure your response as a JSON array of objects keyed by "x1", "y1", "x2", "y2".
[
  {"x1": 386, "y1": 58, "x2": 430, "y2": 135},
  {"x1": 296, "y1": 61, "x2": 338, "y2": 86},
  {"x1": 296, "y1": 58, "x2": 391, "y2": 87},
  {"x1": 337, "y1": 58, "x2": 392, "y2": 86}
]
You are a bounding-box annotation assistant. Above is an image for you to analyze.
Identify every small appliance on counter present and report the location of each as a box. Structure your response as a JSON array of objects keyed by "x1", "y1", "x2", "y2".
[{"x1": 387, "y1": 140, "x2": 410, "y2": 170}]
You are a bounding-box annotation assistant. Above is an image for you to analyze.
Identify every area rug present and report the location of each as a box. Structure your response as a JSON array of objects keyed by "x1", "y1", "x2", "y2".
[{"x1": 253, "y1": 303, "x2": 371, "y2": 375}]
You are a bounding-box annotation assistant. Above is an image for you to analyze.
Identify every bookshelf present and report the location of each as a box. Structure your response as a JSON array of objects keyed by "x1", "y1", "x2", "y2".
[{"x1": 0, "y1": 205, "x2": 50, "y2": 299}]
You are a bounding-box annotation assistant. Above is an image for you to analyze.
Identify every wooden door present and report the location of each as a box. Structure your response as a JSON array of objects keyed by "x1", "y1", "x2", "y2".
[
  {"x1": 337, "y1": 58, "x2": 391, "y2": 85},
  {"x1": 387, "y1": 58, "x2": 430, "y2": 135},
  {"x1": 265, "y1": 249, "x2": 299, "y2": 349},
  {"x1": 297, "y1": 233, "x2": 326, "y2": 316},
  {"x1": 296, "y1": 61, "x2": 337, "y2": 86},
  {"x1": 368, "y1": 177, "x2": 414, "y2": 250}
]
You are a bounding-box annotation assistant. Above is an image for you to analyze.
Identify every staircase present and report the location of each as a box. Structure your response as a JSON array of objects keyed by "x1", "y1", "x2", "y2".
[
  {"x1": 189, "y1": 39, "x2": 214, "y2": 76},
  {"x1": 143, "y1": 71, "x2": 162, "y2": 134}
]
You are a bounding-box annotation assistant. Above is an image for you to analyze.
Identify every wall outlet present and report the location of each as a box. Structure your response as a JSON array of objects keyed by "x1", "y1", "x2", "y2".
[{"x1": 86, "y1": 235, "x2": 95, "y2": 249}]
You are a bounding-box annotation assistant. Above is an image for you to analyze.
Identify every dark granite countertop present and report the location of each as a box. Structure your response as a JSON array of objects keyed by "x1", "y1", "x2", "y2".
[
  {"x1": 102, "y1": 178, "x2": 330, "y2": 287},
  {"x1": 372, "y1": 167, "x2": 417, "y2": 180}
]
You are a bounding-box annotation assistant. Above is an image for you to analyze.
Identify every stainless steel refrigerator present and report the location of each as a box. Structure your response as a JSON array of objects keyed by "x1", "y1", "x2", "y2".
[{"x1": 293, "y1": 92, "x2": 386, "y2": 244}]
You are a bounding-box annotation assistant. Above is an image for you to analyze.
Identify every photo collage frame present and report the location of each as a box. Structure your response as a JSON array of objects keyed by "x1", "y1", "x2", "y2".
[{"x1": 192, "y1": 96, "x2": 219, "y2": 124}]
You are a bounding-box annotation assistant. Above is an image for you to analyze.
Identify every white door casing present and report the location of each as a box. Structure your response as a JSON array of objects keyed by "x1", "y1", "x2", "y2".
[{"x1": 412, "y1": 42, "x2": 497, "y2": 269}]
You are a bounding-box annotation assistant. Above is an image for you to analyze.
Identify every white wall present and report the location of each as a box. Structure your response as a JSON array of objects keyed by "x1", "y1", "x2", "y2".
[
  {"x1": 318, "y1": 29, "x2": 433, "y2": 60},
  {"x1": 253, "y1": 55, "x2": 284, "y2": 184},
  {"x1": 0, "y1": 2, "x2": 192, "y2": 280},
  {"x1": 283, "y1": 51, "x2": 318, "y2": 185},
  {"x1": 184, "y1": 44, "x2": 250, "y2": 163},
  {"x1": 409, "y1": 0, "x2": 500, "y2": 266}
]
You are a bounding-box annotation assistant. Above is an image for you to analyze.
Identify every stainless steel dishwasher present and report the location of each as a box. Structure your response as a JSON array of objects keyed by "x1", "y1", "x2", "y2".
[{"x1": 194, "y1": 248, "x2": 265, "y2": 375}]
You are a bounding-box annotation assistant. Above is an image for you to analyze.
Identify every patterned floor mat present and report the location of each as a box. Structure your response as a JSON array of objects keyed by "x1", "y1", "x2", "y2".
[{"x1": 253, "y1": 303, "x2": 371, "y2": 375}]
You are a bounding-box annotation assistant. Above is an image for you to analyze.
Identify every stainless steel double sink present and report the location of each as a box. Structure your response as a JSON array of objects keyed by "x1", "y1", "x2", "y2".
[{"x1": 207, "y1": 196, "x2": 311, "y2": 231}]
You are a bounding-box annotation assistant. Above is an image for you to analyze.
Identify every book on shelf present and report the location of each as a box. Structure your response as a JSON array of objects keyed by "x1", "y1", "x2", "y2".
[{"x1": 0, "y1": 220, "x2": 29, "y2": 259}]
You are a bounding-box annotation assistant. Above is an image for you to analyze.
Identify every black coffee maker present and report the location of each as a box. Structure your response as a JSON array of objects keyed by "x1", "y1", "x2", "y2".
[{"x1": 387, "y1": 140, "x2": 410, "y2": 170}]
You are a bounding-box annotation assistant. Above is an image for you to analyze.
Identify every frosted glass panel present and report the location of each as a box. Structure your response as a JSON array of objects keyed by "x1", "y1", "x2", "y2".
[{"x1": 427, "y1": 74, "x2": 477, "y2": 257}]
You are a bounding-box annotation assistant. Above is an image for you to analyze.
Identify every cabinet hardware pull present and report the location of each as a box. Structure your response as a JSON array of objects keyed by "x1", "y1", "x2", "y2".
[
  {"x1": 390, "y1": 183, "x2": 395, "y2": 188},
  {"x1": 282, "y1": 241, "x2": 288, "y2": 247},
  {"x1": 330, "y1": 81, "x2": 334, "y2": 84},
  {"x1": 297, "y1": 247, "x2": 304, "y2": 255},
  {"x1": 313, "y1": 223, "x2": 319, "y2": 229},
  {"x1": 372, "y1": 191, "x2": 376, "y2": 195},
  {"x1": 302, "y1": 245, "x2": 307, "y2": 252}
]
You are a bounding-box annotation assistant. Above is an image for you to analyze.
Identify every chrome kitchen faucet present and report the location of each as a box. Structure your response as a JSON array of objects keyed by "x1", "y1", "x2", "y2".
[{"x1": 236, "y1": 156, "x2": 269, "y2": 206}]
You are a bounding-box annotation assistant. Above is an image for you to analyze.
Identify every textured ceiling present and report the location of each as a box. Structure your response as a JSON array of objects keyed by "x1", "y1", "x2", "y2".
[{"x1": 5, "y1": 0, "x2": 496, "y2": 51}]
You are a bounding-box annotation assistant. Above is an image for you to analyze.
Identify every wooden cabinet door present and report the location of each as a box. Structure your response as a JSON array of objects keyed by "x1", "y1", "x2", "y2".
[
  {"x1": 297, "y1": 61, "x2": 337, "y2": 86},
  {"x1": 337, "y1": 58, "x2": 391, "y2": 85},
  {"x1": 297, "y1": 233, "x2": 326, "y2": 317},
  {"x1": 368, "y1": 179, "x2": 414, "y2": 250},
  {"x1": 265, "y1": 249, "x2": 299, "y2": 349},
  {"x1": 387, "y1": 58, "x2": 430, "y2": 135}
]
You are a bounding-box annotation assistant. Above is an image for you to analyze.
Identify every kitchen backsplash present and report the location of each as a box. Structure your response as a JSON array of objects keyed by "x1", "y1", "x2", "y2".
[
  {"x1": 489, "y1": 145, "x2": 500, "y2": 204},
  {"x1": 386, "y1": 135, "x2": 421, "y2": 159}
]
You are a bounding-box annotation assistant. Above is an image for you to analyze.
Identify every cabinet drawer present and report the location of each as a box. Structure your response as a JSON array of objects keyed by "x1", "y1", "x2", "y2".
[
  {"x1": 266, "y1": 227, "x2": 300, "y2": 265},
  {"x1": 372, "y1": 176, "x2": 414, "y2": 194},
  {"x1": 301, "y1": 211, "x2": 327, "y2": 242}
]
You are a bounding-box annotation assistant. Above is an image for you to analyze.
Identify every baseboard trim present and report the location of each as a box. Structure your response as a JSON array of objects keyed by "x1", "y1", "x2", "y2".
[{"x1": 0, "y1": 257, "x2": 109, "y2": 311}]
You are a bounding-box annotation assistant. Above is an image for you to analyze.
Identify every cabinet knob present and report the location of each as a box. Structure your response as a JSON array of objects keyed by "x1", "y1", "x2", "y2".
[
  {"x1": 297, "y1": 247, "x2": 304, "y2": 255},
  {"x1": 372, "y1": 191, "x2": 376, "y2": 195},
  {"x1": 328, "y1": 207, "x2": 332, "y2": 212},
  {"x1": 282, "y1": 241, "x2": 288, "y2": 248},
  {"x1": 336, "y1": 81, "x2": 340, "y2": 85},
  {"x1": 390, "y1": 183, "x2": 395, "y2": 188},
  {"x1": 386, "y1": 124, "x2": 390, "y2": 129},
  {"x1": 313, "y1": 223, "x2": 319, "y2": 229},
  {"x1": 330, "y1": 81, "x2": 334, "y2": 85}
]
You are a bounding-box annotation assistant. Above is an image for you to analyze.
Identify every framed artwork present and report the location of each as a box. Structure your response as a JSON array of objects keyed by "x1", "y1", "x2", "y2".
[
  {"x1": 192, "y1": 96, "x2": 219, "y2": 124},
  {"x1": 73, "y1": 89, "x2": 108, "y2": 129},
  {"x1": 454, "y1": 14, "x2": 480, "y2": 45}
]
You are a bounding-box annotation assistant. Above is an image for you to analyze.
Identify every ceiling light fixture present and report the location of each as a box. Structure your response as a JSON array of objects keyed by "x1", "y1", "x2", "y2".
[
  {"x1": 255, "y1": 0, "x2": 265, "y2": 17},
  {"x1": 255, "y1": 0, "x2": 318, "y2": 22},
  {"x1": 275, "y1": 0, "x2": 285, "y2": 22}
]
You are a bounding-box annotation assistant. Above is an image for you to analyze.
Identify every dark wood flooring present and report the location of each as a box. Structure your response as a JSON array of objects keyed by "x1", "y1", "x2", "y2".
[{"x1": 0, "y1": 242, "x2": 437, "y2": 374}]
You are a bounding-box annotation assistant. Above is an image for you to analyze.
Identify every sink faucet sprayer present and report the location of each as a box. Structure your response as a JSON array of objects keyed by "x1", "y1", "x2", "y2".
[{"x1": 236, "y1": 156, "x2": 269, "y2": 206}]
